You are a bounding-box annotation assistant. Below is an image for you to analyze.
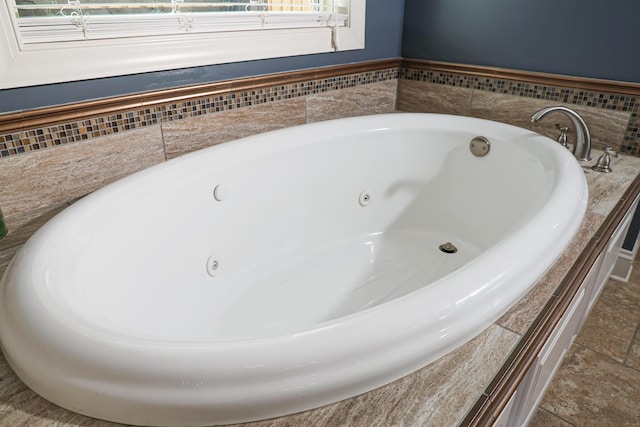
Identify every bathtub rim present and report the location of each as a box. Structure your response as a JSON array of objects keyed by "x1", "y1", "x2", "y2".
[{"x1": 0, "y1": 113, "x2": 587, "y2": 346}]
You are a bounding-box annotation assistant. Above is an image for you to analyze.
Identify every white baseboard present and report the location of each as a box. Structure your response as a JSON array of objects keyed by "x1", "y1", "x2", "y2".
[{"x1": 610, "y1": 248, "x2": 635, "y2": 283}]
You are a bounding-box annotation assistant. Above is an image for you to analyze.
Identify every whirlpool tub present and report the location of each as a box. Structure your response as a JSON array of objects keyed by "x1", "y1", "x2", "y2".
[{"x1": 0, "y1": 113, "x2": 588, "y2": 426}]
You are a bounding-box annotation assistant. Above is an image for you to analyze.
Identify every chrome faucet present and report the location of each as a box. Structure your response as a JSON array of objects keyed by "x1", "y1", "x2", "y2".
[{"x1": 531, "y1": 106, "x2": 592, "y2": 161}]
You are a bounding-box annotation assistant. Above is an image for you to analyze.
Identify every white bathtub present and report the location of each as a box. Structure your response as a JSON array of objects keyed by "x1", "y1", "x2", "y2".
[{"x1": 0, "y1": 113, "x2": 587, "y2": 426}]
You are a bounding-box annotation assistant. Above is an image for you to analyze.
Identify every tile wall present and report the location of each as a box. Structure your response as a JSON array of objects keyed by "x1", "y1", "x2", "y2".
[
  {"x1": 397, "y1": 67, "x2": 636, "y2": 156},
  {"x1": 0, "y1": 74, "x2": 398, "y2": 253},
  {"x1": 2, "y1": 60, "x2": 640, "y2": 256},
  {"x1": 0, "y1": 68, "x2": 398, "y2": 158}
]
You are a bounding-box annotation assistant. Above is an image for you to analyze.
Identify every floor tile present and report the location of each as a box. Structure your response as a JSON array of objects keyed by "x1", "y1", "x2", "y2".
[
  {"x1": 528, "y1": 407, "x2": 574, "y2": 426},
  {"x1": 602, "y1": 263, "x2": 640, "y2": 310},
  {"x1": 574, "y1": 296, "x2": 639, "y2": 363},
  {"x1": 539, "y1": 345, "x2": 640, "y2": 426}
]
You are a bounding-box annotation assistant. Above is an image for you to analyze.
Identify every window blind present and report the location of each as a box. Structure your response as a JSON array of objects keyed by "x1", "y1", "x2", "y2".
[{"x1": 13, "y1": 0, "x2": 347, "y2": 44}]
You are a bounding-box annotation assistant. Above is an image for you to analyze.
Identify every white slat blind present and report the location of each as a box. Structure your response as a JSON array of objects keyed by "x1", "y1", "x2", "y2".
[{"x1": 13, "y1": 0, "x2": 347, "y2": 44}]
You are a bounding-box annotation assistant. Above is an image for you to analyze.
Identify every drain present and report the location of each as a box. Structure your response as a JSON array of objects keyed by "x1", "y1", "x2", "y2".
[
  {"x1": 470, "y1": 136, "x2": 490, "y2": 157},
  {"x1": 439, "y1": 242, "x2": 458, "y2": 254}
]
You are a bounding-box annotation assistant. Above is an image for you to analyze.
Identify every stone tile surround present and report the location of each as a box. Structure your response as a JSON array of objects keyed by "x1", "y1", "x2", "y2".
[
  {"x1": 399, "y1": 64, "x2": 640, "y2": 156},
  {"x1": 398, "y1": 72, "x2": 636, "y2": 156},
  {"x1": 1, "y1": 60, "x2": 640, "y2": 426},
  {"x1": 3, "y1": 60, "x2": 640, "y2": 159},
  {"x1": 2, "y1": 59, "x2": 640, "y2": 255},
  {"x1": 0, "y1": 66, "x2": 399, "y2": 157},
  {"x1": 0, "y1": 77, "x2": 398, "y2": 252}
]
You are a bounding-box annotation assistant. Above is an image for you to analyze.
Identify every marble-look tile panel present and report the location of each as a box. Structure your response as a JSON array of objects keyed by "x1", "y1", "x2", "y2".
[
  {"x1": 0, "y1": 203, "x2": 69, "y2": 252},
  {"x1": 468, "y1": 92, "x2": 631, "y2": 152},
  {"x1": 0, "y1": 125, "x2": 165, "y2": 219},
  {"x1": 395, "y1": 80, "x2": 473, "y2": 115},
  {"x1": 528, "y1": 408, "x2": 574, "y2": 427},
  {"x1": 497, "y1": 212, "x2": 603, "y2": 335},
  {"x1": 539, "y1": 345, "x2": 640, "y2": 426},
  {"x1": 0, "y1": 246, "x2": 19, "y2": 276},
  {"x1": 574, "y1": 296, "x2": 639, "y2": 363},
  {"x1": 306, "y1": 80, "x2": 397, "y2": 123},
  {"x1": 236, "y1": 325, "x2": 519, "y2": 427},
  {"x1": 162, "y1": 99, "x2": 306, "y2": 159}
]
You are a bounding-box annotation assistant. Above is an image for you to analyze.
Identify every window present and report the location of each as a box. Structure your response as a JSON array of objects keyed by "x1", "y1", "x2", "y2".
[{"x1": 0, "y1": 0, "x2": 365, "y2": 89}]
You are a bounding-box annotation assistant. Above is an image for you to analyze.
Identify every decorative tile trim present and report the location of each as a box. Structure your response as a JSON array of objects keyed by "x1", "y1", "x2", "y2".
[
  {"x1": 3, "y1": 57, "x2": 640, "y2": 158},
  {"x1": 0, "y1": 60, "x2": 400, "y2": 158},
  {"x1": 399, "y1": 60, "x2": 640, "y2": 156}
]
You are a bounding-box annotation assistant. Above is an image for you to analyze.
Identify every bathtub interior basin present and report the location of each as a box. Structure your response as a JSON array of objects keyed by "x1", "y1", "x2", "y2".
[{"x1": 0, "y1": 113, "x2": 588, "y2": 426}]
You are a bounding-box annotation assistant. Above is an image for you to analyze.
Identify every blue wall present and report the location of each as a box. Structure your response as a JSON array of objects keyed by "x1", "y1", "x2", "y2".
[
  {"x1": 0, "y1": 0, "x2": 404, "y2": 113},
  {"x1": 4, "y1": 1, "x2": 640, "y2": 112},
  {"x1": 403, "y1": 0, "x2": 640, "y2": 83}
]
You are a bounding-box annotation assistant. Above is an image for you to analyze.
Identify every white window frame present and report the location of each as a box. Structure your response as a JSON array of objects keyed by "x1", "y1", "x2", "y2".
[{"x1": 0, "y1": 1, "x2": 365, "y2": 89}]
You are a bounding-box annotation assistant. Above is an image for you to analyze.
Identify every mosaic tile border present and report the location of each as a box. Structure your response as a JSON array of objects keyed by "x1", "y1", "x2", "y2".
[
  {"x1": 399, "y1": 66, "x2": 640, "y2": 156},
  {"x1": 3, "y1": 59, "x2": 640, "y2": 158},
  {"x1": 0, "y1": 66, "x2": 399, "y2": 158}
]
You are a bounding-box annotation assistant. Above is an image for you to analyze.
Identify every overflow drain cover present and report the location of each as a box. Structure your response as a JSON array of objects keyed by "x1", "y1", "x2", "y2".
[
  {"x1": 439, "y1": 242, "x2": 458, "y2": 254},
  {"x1": 470, "y1": 136, "x2": 490, "y2": 157}
]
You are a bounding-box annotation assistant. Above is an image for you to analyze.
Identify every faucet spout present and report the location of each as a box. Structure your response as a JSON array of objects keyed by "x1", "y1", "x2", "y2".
[{"x1": 531, "y1": 106, "x2": 592, "y2": 161}]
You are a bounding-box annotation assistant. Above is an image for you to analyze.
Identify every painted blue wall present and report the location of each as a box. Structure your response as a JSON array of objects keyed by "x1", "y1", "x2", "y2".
[
  {"x1": 4, "y1": 1, "x2": 640, "y2": 112},
  {"x1": 0, "y1": 0, "x2": 404, "y2": 113},
  {"x1": 402, "y1": 0, "x2": 640, "y2": 83}
]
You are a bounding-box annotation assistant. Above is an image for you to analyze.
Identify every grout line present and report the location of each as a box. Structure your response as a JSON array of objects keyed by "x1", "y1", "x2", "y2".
[
  {"x1": 535, "y1": 406, "x2": 578, "y2": 427},
  {"x1": 494, "y1": 322, "x2": 524, "y2": 338},
  {"x1": 623, "y1": 319, "x2": 640, "y2": 367},
  {"x1": 567, "y1": 296, "x2": 640, "y2": 372},
  {"x1": 573, "y1": 330, "x2": 640, "y2": 375},
  {"x1": 599, "y1": 280, "x2": 640, "y2": 312},
  {"x1": 160, "y1": 123, "x2": 168, "y2": 162}
]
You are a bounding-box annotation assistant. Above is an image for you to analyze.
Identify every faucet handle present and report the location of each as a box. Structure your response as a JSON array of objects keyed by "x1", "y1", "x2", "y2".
[
  {"x1": 604, "y1": 146, "x2": 619, "y2": 157},
  {"x1": 592, "y1": 146, "x2": 617, "y2": 173},
  {"x1": 555, "y1": 124, "x2": 569, "y2": 149}
]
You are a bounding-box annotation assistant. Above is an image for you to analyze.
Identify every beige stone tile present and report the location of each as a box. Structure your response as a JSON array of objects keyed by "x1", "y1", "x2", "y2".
[
  {"x1": 396, "y1": 80, "x2": 472, "y2": 115},
  {"x1": 0, "y1": 246, "x2": 19, "y2": 277},
  {"x1": 0, "y1": 125, "x2": 165, "y2": 219},
  {"x1": 0, "y1": 203, "x2": 69, "y2": 252},
  {"x1": 236, "y1": 325, "x2": 519, "y2": 427},
  {"x1": 629, "y1": 256, "x2": 640, "y2": 285},
  {"x1": 162, "y1": 99, "x2": 306, "y2": 159},
  {"x1": 469, "y1": 92, "x2": 630, "y2": 152},
  {"x1": 539, "y1": 345, "x2": 640, "y2": 426},
  {"x1": 574, "y1": 297, "x2": 639, "y2": 363},
  {"x1": 528, "y1": 407, "x2": 574, "y2": 427},
  {"x1": 306, "y1": 80, "x2": 397, "y2": 123},
  {"x1": 602, "y1": 273, "x2": 640, "y2": 312},
  {"x1": 498, "y1": 212, "x2": 603, "y2": 335}
]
